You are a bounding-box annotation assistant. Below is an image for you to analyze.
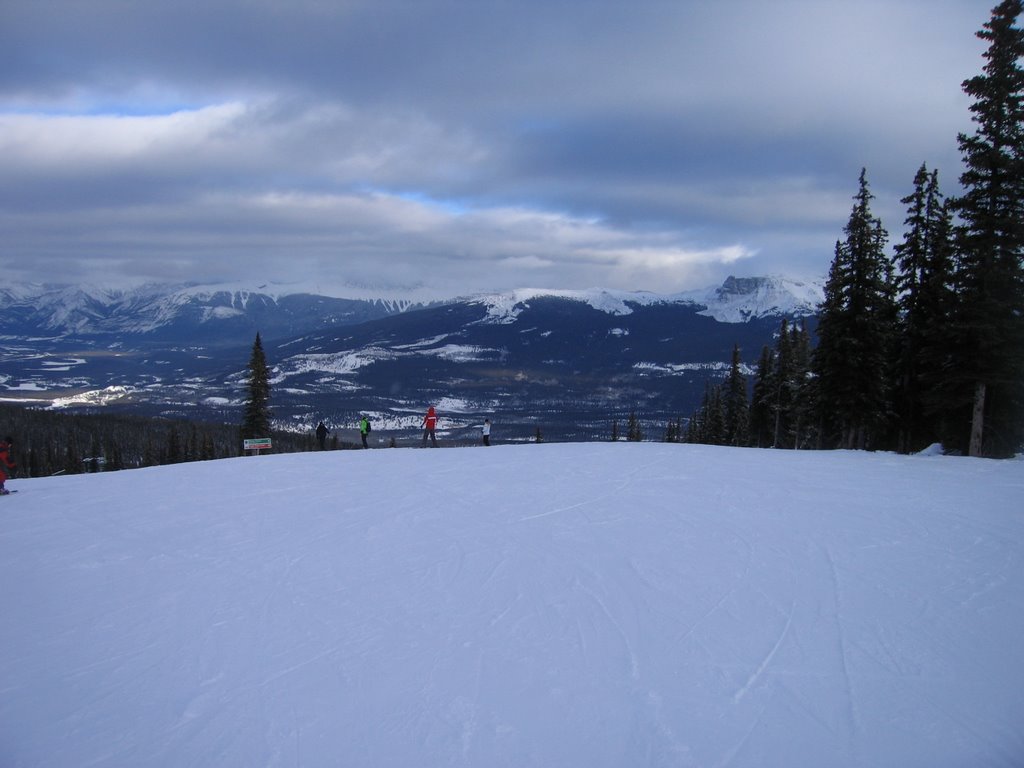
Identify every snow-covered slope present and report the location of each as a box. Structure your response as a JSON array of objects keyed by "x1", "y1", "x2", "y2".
[
  {"x1": 469, "y1": 287, "x2": 666, "y2": 323},
  {"x1": 1, "y1": 444, "x2": 1021, "y2": 767}
]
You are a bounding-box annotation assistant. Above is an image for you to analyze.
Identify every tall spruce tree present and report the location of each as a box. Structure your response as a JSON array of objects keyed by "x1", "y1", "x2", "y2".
[
  {"x1": 814, "y1": 170, "x2": 896, "y2": 449},
  {"x1": 755, "y1": 319, "x2": 816, "y2": 449},
  {"x1": 723, "y1": 344, "x2": 750, "y2": 447},
  {"x1": 694, "y1": 383, "x2": 726, "y2": 445},
  {"x1": 892, "y1": 165, "x2": 957, "y2": 452},
  {"x1": 952, "y1": 0, "x2": 1024, "y2": 457},
  {"x1": 748, "y1": 345, "x2": 775, "y2": 447},
  {"x1": 788, "y1": 320, "x2": 816, "y2": 449},
  {"x1": 770, "y1": 319, "x2": 795, "y2": 448},
  {"x1": 917, "y1": 171, "x2": 959, "y2": 445},
  {"x1": 241, "y1": 332, "x2": 273, "y2": 442}
]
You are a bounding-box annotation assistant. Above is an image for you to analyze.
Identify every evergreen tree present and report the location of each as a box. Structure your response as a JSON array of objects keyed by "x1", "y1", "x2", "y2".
[
  {"x1": 723, "y1": 344, "x2": 750, "y2": 447},
  {"x1": 951, "y1": 0, "x2": 1024, "y2": 456},
  {"x1": 88, "y1": 434, "x2": 102, "y2": 472},
  {"x1": 893, "y1": 165, "x2": 957, "y2": 452},
  {"x1": 788, "y1": 320, "x2": 816, "y2": 449},
  {"x1": 684, "y1": 411, "x2": 700, "y2": 443},
  {"x1": 757, "y1": 319, "x2": 816, "y2": 449},
  {"x1": 63, "y1": 438, "x2": 79, "y2": 475},
  {"x1": 664, "y1": 417, "x2": 683, "y2": 443},
  {"x1": 917, "y1": 172, "x2": 959, "y2": 447},
  {"x1": 748, "y1": 345, "x2": 775, "y2": 447},
  {"x1": 695, "y1": 383, "x2": 725, "y2": 445},
  {"x1": 626, "y1": 411, "x2": 643, "y2": 442},
  {"x1": 28, "y1": 447, "x2": 42, "y2": 478},
  {"x1": 201, "y1": 433, "x2": 216, "y2": 461},
  {"x1": 814, "y1": 170, "x2": 896, "y2": 449},
  {"x1": 142, "y1": 438, "x2": 159, "y2": 468},
  {"x1": 241, "y1": 332, "x2": 273, "y2": 442},
  {"x1": 165, "y1": 424, "x2": 183, "y2": 464},
  {"x1": 105, "y1": 438, "x2": 124, "y2": 472},
  {"x1": 184, "y1": 424, "x2": 199, "y2": 463},
  {"x1": 770, "y1": 319, "x2": 795, "y2": 448}
]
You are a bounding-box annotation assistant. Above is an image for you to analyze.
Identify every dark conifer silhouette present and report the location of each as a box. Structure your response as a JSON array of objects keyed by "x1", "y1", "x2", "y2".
[
  {"x1": 950, "y1": 0, "x2": 1024, "y2": 456},
  {"x1": 241, "y1": 332, "x2": 273, "y2": 443}
]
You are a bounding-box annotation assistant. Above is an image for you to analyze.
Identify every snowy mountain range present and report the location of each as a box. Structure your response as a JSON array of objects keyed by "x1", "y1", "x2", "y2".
[
  {"x1": 465, "y1": 276, "x2": 822, "y2": 326},
  {"x1": 0, "y1": 276, "x2": 822, "y2": 441},
  {"x1": 0, "y1": 282, "x2": 417, "y2": 342},
  {"x1": 0, "y1": 275, "x2": 820, "y2": 339}
]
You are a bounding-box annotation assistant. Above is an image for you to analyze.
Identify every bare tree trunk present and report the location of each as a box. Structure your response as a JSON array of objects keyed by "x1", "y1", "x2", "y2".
[{"x1": 969, "y1": 381, "x2": 986, "y2": 457}]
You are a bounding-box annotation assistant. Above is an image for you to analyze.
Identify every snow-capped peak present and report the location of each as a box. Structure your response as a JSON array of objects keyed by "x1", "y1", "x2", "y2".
[{"x1": 679, "y1": 275, "x2": 823, "y2": 323}]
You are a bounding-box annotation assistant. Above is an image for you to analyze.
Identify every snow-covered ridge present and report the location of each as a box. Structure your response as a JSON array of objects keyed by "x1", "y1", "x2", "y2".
[
  {"x1": 467, "y1": 288, "x2": 668, "y2": 324},
  {"x1": 0, "y1": 281, "x2": 422, "y2": 337},
  {"x1": 465, "y1": 276, "x2": 823, "y2": 325}
]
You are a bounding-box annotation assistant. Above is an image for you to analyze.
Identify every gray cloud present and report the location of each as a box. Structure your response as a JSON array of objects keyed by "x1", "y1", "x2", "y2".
[{"x1": 0, "y1": 0, "x2": 993, "y2": 297}]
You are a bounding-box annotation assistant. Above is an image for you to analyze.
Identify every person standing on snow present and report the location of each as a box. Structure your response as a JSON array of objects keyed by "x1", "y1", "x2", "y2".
[
  {"x1": 359, "y1": 416, "x2": 371, "y2": 448},
  {"x1": 0, "y1": 436, "x2": 17, "y2": 495},
  {"x1": 481, "y1": 418, "x2": 491, "y2": 447},
  {"x1": 315, "y1": 420, "x2": 329, "y2": 450},
  {"x1": 421, "y1": 406, "x2": 438, "y2": 447}
]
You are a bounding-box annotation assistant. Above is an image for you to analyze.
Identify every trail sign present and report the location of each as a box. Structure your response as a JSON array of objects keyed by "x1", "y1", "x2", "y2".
[{"x1": 243, "y1": 438, "x2": 272, "y2": 453}]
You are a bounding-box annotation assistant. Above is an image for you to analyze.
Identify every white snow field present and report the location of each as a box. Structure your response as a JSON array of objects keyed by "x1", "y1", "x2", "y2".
[{"x1": 1, "y1": 443, "x2": 1022, "y2": 767}]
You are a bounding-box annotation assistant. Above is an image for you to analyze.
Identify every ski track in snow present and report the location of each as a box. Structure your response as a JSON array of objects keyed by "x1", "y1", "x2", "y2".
[
  {"x1": 731, "y1": 600, "x2": 794, "y2": 704},
  {"x1": 1, "y1": 444, "x2": 1023, "y2": 767},
  {"x1": 822, "y1": 544, "x2": 861, "y2": 762}
]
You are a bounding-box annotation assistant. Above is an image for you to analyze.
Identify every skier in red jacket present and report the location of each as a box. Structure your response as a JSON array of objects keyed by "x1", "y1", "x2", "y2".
[
  {"x1": 421, "y1": 406, "x2": 438, "y2": 447},
  {"x1": 0, "y1": 436, "x2": 17, "y2": 494}
]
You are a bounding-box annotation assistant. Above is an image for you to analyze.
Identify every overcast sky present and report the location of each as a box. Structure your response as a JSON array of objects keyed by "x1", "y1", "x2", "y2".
[{"x1": 0, "y1": 0, "x2": 995, "y2": 299}]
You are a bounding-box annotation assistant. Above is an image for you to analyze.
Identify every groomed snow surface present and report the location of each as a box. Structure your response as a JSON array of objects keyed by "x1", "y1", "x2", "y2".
[{"x1": 1, "y1": 443, "x2": 1022, "y2": 767}]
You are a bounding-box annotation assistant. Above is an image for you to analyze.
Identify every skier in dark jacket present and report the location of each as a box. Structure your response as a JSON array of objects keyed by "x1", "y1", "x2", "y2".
[
  {"x1": 0, "y1": 436, "x2": 17, "y2": 494},
  {"x1": 315, "y1": 420, "x2": 329, "y2": 450}
]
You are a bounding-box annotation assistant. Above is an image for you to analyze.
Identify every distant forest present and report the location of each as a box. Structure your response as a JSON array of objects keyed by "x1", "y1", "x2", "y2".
[{"x1": 0, "y1": 403, "x2": 358, "y2": 479}]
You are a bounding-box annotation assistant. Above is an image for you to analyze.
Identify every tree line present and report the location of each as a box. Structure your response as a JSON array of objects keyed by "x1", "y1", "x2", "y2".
[
  {"x1": 0, "y1": 403, "x2": 331, "y2": 479},
  {"x1": 678, "y1": 1, "x2": 1024, "y2": 458}
]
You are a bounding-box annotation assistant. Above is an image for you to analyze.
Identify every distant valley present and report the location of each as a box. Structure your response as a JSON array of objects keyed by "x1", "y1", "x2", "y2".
[{"x1": 0, "y1": 277, "x2": 821, "y2": 444}]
